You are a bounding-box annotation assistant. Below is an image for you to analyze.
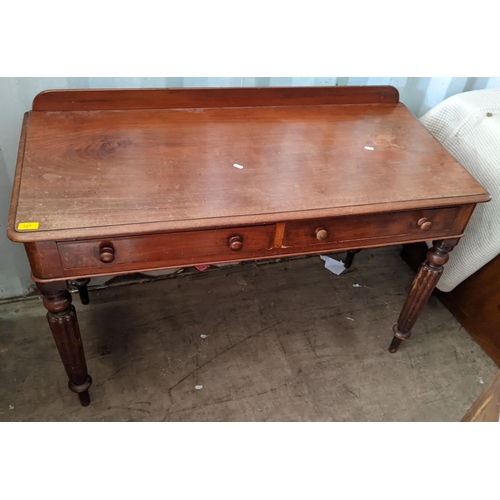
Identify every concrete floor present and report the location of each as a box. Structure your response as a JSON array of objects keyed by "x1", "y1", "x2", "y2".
[{"x1": 0, "y1": 247, "x2": 497, "y2": 421}]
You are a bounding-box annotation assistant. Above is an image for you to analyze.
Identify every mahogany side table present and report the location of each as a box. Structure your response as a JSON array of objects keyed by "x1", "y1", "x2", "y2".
[{"x1": 7, "y1": 86, "x2": 490, "y2": 406}]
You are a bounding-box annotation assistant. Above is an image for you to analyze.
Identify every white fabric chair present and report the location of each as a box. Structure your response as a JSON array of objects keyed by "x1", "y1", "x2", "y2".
[{"x1": 419, "y1": 89, "x2": 500, "y2": 292}]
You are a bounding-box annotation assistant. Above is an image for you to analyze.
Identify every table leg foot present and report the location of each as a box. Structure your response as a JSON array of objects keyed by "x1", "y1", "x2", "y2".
[
  {"x1": 343, "y1": 249, "x2": 361, "y2": 269},
  {"x1": 77, "y1": 391, "x2": 91, "y2": 407},
  {"x1": 68, "y1": 278, "x2": 91, "y2": 305},
  {"x1": 389, "y1": 239, "x2": 458, "y2": 352},
  {"x1": 388, "y1": 336, "x2": 403, "y2": 353},
  {"x1": 69, "y1": 376, "x2": 92, "y2": 407},
  {"x1": 388, "y1": 325, "x2": 411, "y2": 353},
  {"x1": 38, "y1": 282, "x2": 92, "y2": 406}
]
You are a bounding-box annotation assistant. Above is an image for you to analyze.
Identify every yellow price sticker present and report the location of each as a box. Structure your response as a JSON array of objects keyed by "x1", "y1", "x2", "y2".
[{"x1": 18, "y1": 222, "x2": 40, "y2": 230}]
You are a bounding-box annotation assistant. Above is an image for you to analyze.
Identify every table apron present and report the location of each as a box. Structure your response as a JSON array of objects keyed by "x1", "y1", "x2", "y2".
[{"x1": 24, "y1": 204, "x2": 475, "y2": 282}]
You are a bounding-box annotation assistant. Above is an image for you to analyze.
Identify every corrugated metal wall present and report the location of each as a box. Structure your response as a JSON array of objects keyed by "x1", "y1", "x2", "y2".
[{"x1": 1, "y1": 77, "x2": 499, "y2": 298}]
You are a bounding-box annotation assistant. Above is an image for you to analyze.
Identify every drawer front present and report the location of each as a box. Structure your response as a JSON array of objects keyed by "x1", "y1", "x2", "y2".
[
  {"x1": 282, "y1": 207, "x2": 463, "y2": 249},
  {"x1": 58, "y1": 224, "x2": 275, "y2": 273}
]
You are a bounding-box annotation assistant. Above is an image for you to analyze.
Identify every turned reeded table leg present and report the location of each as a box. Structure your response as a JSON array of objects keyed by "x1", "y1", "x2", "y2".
[
  {"x1": 67, "y1": 278, "x2": 91, "y2": 305},
  {"x1": 37, "y1": 282, "x2": 92, "y2": 406},
  {"x1": 389, "y1": 239, "x2": 459, "y2": 353}
]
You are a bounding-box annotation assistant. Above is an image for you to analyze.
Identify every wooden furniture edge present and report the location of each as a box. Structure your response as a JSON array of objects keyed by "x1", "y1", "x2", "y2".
[
  {"x1": 29, "y1": 232, "x2": 466, "y2": 284},
  {"x1": 6, "y1": 113, "x2": 29, "y2": 242},
  {"x1": 32, "y1": 85, "x2": 400, "y2": 111},
  {"x1": 462, "y1": 370, "x2": 500, "y2": 422},
  {"x1": 8, "y1": 199, "x2": 487, "y2": 243}
]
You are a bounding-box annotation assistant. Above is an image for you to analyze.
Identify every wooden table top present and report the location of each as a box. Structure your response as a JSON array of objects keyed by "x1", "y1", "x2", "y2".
[{"x1": 8, "y1": 87, "x2": 490, "y2": 242}]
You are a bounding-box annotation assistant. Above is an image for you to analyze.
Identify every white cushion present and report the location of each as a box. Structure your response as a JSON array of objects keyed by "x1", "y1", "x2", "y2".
[{"x1": 419, "y1": 89, "x2": 500, "y2": 292}]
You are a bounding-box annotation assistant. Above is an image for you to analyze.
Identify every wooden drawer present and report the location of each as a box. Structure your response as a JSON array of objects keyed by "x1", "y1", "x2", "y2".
[
  {"x1": 58, "y1": 224, "x2": 276, "y2": 274},
  {"x1": 282, "y1": 207, "x2": 463, "y2": 250}
]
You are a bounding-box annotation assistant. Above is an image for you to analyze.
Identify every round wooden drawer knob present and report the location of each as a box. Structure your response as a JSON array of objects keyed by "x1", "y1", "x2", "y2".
[
  {"x1": 417, "y1": 218, "x2": 432, "y2": 231},
  {"x1": 315, "y1": 227, "x2": 328, "y2": 241},
  {"x1": 99, "y1": 245, "x2": 115, "y2": 263},
  {"x1": 228, "y1": 235, "x2": 243, "y2": 251}
]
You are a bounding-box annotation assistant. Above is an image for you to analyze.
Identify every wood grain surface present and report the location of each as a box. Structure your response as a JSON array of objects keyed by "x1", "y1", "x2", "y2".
[
  {"x1": 9, "y1": 96, "x2": 489, "y2": 242},
  {"x1": 32, "y1": 85, "x2": 400, "y2": 111}
]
